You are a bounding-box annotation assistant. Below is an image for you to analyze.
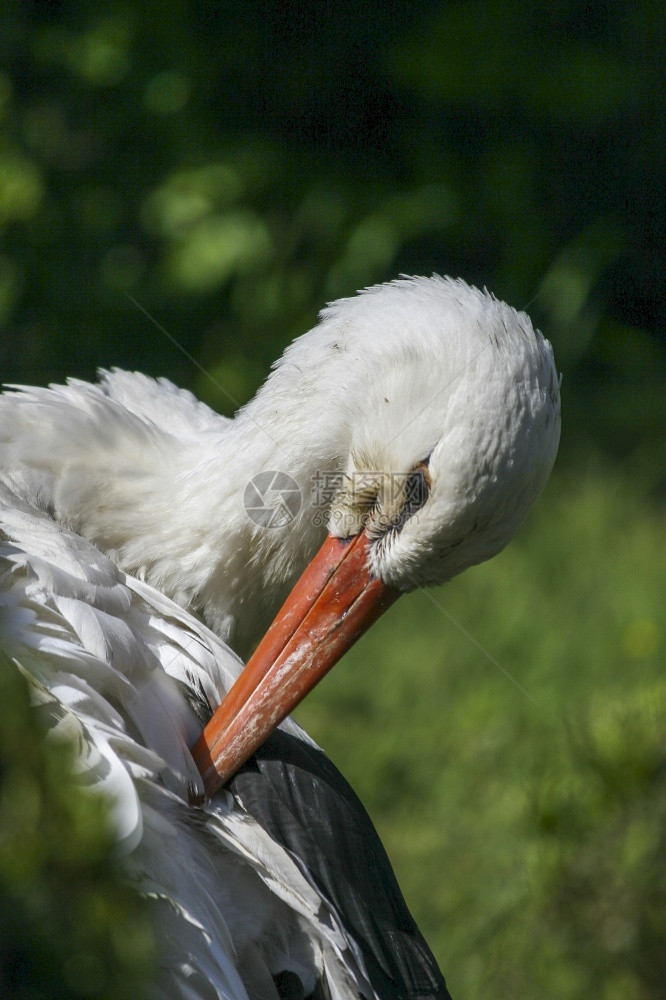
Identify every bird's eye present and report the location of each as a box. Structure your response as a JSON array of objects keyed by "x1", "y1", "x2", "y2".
[
  {"x1": 363, "y1": 459, "x2": 431, "y2": 540},
  {"x1": 402, "y1": 463, "x2": 430, "y2": 519}
]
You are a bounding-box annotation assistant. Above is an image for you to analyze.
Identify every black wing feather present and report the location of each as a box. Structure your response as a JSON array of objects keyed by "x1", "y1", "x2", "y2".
[{"x1": 231, "y1": 731, "x2": 452, "y2": 1000}]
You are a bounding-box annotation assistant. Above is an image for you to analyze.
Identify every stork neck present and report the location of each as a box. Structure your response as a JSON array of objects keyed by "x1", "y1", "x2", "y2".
[
  {"x1": 103, "y1": 377, "x2": 352, "y2": 658},
  {"x1": 193, "y1": 385, "x2": 351, "y2": 655}
]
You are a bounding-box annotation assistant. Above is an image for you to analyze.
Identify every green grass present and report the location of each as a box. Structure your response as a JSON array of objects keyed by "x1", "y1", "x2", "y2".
[{"x1": 294, "y1": 460, "x2": 665, "y2": 999}]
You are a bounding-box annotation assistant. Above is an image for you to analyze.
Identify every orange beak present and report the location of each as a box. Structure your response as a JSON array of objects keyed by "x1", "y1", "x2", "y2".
[{"x1": 191, "y1": 531, "x2": 399, "y2": 796}]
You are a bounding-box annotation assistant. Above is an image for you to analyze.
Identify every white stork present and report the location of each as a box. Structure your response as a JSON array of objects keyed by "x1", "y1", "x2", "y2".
[{"x1": 0, "y1": 276, "x2": 560, "y2": 999}]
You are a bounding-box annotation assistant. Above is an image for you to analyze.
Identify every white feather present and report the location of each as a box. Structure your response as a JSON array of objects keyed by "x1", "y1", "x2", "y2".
[{"x1": 0, "y1": 481, "x2": 379, "y2": 998}]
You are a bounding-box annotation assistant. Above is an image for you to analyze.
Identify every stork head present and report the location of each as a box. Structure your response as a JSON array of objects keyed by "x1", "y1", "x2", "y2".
[
  {"x1": 307, "y1": 275, "x2": 560, "y2": 590},
  {"x1": 193, "y1": 276, "x2": 560, "y2": 793}
]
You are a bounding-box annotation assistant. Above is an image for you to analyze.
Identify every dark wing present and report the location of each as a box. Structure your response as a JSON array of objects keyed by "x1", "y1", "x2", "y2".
[{"x1": 231, "y1": 730, "x2": 453, "y2": 1000}]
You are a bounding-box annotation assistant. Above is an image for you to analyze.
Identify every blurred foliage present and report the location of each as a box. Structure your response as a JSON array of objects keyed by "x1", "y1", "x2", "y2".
[
  {"x1": 527, "y1": 683, "x2": 666, "y2": 1000},
  {"x1": 0, "y1": 654, "x2": 155, "y2": 999},
  {"x1": 0, "y1": 0, "x2": 663, "y2": 466},
  {"x1": 0, "y1": 2, "x2": 664, "y2": 998},
  {"x1": 296, "y1": 464, "x2": 665, "y2": 999}
]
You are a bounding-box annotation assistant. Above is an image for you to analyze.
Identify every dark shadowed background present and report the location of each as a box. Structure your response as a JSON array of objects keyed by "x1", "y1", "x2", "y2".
[{"x1": 0, "y1": 3, "x2": 664, "y2": 998}]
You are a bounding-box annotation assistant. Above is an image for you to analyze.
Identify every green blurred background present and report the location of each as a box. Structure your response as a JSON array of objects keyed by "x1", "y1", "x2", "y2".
[{"x1": 0, "y1": 2, "x2": 664, "y2": 998}]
